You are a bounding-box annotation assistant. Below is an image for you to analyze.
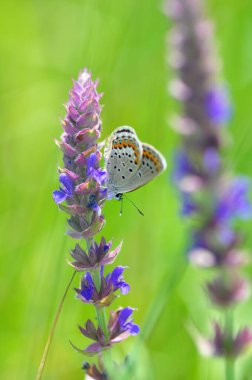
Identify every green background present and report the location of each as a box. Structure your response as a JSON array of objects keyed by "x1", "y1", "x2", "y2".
[{"x1": 1, "y1": 0, "x2": 252, "y2": 379}]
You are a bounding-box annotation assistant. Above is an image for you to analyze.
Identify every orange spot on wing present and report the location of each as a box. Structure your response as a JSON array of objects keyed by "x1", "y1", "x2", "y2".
[{"x1": 143, "y1": 150, "x2": 161, "y2": 170}]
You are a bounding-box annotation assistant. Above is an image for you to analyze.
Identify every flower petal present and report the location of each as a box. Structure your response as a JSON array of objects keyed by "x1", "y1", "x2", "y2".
[
  {"x1": 59, "y1": 173, "x2": 74, "y2": 195},
  {"x1": 53, "y1": 189, "x2": 67, "y2": 204},
  {"x1": 118, "y1": 307, "x2": 133, "y2": 327}
]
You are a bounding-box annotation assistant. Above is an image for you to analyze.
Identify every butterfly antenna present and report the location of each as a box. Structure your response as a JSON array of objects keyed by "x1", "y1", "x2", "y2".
[
  {"x1": 120, "y1": 196, "x2": 123, "y2": 216},
  {"x1": 123, "y1": 194, "x2": 144, "y2": 216}
]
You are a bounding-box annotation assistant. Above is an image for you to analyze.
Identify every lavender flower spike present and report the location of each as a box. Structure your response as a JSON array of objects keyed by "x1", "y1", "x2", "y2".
[
  {"x1": 166, "y1": 0, "x2": 252, "y2": 376},
  {"x1": 53, "y1": 69, "x2": 106, "y2": 240},
  {"x1": 53, "y1": 69, "x2": 139, "y2": 380}
]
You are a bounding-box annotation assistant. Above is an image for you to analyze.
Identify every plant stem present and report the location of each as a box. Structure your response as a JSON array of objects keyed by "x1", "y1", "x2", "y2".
[
  {"x1": 92, "y1": 268, "x2": 112, "y2": 376},
  {"x1": 225, "y1": 310, "x2": 235, "y2": 380},
  {"x1": 36, "y1": 270, "x2": 76, "y2": 380},
  {"x1": 92, "y1": 269, "x2": 109, "y2": 343}
]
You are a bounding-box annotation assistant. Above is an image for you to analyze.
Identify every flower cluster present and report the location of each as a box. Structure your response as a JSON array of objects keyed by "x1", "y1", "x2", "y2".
[
  {"x1": 75, "y1": 266, "x2": 130, "y2": 307},
  {"x1": 53, "y1": 69, "x2": 139, "y2": 378},
  {"x1": 72, "y1": 307, "x2": 139, "y2": 356},
  {"x1": 53, "y1": 69, "x2": 106, "y2": 239},
  {"x1": 166, "y1": 0, "x2": 252, "y2": 365}
]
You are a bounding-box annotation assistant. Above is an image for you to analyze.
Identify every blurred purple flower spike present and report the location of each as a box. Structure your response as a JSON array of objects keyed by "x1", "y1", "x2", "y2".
[{"x1": 167, "y1": 0, "x2": 252, "y2": 369}]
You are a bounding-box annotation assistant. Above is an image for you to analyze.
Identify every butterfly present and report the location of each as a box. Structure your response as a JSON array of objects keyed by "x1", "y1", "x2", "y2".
[{"x1": 104, "y1": 126, "x2": 167, "y2": 200}]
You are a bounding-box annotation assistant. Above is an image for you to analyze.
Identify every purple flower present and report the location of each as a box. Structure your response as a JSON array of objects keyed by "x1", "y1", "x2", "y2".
[
  {"x1": 215, "y1": 177, "x2": 252, "y2": 222},
  {"x1": 118, "y1": 307, "x2": 140, "y2": 336},
  {"x1": 172, "y1": 150, "x2": 203, "y2": 192},
  {"x1": 206, "y1": 275, "x2": 249, "y2": 308},
  {"x1": 180, "y1": 192, "x2": 197, "y2": 216},
  {"x1": 87, "y1": 152, "x2": 99, "y2": 173},
  {"x1": 69, "y1": 238, "x2": 122, "y2": 271},
  {"x1": 53, "y1": 173, "x2": 74, "y2": 204},
  {"x1": 71, "y1": 307, "x2": 139, "y2": 356},
  {"x1": 173, "y1": 150, "x2": 195, "y2": 184},
  {"x1": 203, "y1": 148, "x2": 220, "y2": 173},
  {"x1": 75, "y1": 266, "x2": 130, "y2": 306},
  {"x1": 107, "y1": 266, "x2": 130, "y2": 295},
  {"x1": 204, "y1": 86, "x2": 231, "y2": 125},
  {"x1": 87, "y1": 152, "x2": 107, "y2": 186},
  {"x1": 87, "y1": 194, "x2": 100, "y2": 214},
  {"x1": 195, "y1": 322, "x2": 252, "y2": 358},
  {"x1": 90, "y1": 168, "x2": 107, "y2": 186},
  {"x1": 79, "y1": 272, "x2": 94, "y2": 301}
]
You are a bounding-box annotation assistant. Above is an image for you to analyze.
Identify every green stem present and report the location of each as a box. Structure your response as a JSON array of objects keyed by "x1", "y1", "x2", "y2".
[
  {"x1": 96, "y1": 306, "x2": 109, "y2": 342},
  {"x1": 92, "y1": 268, "x2": 112, "y2": 375},
  {"x1": 85, "y1": 238, "x2": 112, "y2": 375},
  {"x1": 225, "y1": 310, "x2": 235, "y2": 380},
  {"x1": 36, "y1": 270, "x2": 77, "y2": 380},
  {"x1": 92, "y1": 269, "x2": 109, "y2": 343}
]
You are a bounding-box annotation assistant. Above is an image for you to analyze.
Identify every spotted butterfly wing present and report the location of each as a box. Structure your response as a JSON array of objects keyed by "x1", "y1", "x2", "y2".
[
  {"x1": 110, "y1": 143, "x2": 167, "y2": 194},
  {"x1": 105, "y1": 126, "x2": 143, "y2": 198},
  {"x1": 105, "y1": 126, "x2": 167, "y2": 198}
]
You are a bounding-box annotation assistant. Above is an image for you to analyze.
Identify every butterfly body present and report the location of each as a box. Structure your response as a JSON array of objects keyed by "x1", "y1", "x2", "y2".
[{"x1": 105, "y1": 126, "x2": 167, "y2": 199}]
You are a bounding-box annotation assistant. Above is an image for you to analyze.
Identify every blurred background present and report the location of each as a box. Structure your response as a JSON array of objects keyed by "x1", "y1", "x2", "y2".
[{"x1": 1, "y1": 0, "x2": 252, "y2": 379}]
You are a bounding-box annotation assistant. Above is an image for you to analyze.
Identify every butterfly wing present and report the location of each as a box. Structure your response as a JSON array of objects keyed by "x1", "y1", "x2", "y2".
[
  {"x1": 112, "y1": 143, "x2": 167, "y2": 194},
  {"x1": 105, "y1": 126, "x2": 143, "y2": 191}
]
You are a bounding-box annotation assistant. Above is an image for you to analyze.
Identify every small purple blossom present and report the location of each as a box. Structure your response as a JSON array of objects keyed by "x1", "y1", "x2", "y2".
[
  {"x1": 79, "y1": 272, "x2": 94, "y2": 301},
  {"x1": 108, "y1": 266, "x2": 130, "y2": 295},
  {"x1": 173, "y1": 150, "x2": 196, "y2": 184},
  {"x1": 87, "y1": 152, "x2": 107, "y2": 186},
  {"x1": 75, "y1": 266, "x2": 130, "y2": 307},
  {"x1": 71, "y1": 307, "x2": 139, "y2": 357},
  {"x1": 215, "y1": 177, "x2": 252, "y2": 223},
  {"x1": 206, "y1": 275, "x2": 249, "y2": 307},
  {"x1": 195, "y1": 322, "x2": 252, "y2": 358},
  {"x1": 172, "y1": 150, "x2": 203, "y2": 193},
  {"x1": 118, "y1": 307, "x2": 140, "y2": 336},
  {"x1": 89, "y1": 168, "x2": 107, "y2": 186},
  {"x1": 203, "y1": 148, "x2": 220, "y2": 173},
  {"x1": 69, "y1": 238, "x2": 122, "y2": 271},
  {"x1": 204, "y1": 86, "x2": 232, "y2": 125},
  {"x1": 180, "y1": 192, "x2": 197, "y2": 216},
  {"x1": 53, "y1": 173, "x2": 74, "y2": 204}
]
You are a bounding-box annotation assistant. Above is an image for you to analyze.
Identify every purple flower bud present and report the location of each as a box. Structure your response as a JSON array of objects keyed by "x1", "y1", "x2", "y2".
[
  {"x1": 203, "y1": 148, "x2": 220, "y2": 173},
  {"x1": 216, "y1": 177, "x2": 252, "y2": 222},
  {"x1": 180, "y1": 192, "x2": 197, "y2": 216},
  {"x1": 195, "y1": 322, "x2": 252, "y2": 358},
  {"x1": 204, "y1": 86, "x2": 232, "y2": 125},
  {"x1": 108, "y1": 307, "x2": 140, "y2": 343},
  {"x1": 109, "y1": 266, "x2": 130, "y2": 295},
  {"x1": 53, "y1": 173, "x2": 74, "y2": 204},
  {"x1": 79, "y1": 272, "x2": 94, "y2": 301},
  {"x1": 87, "y1": 152, "x2": 99, "y2": 175},
  {"x1": 117, "y1": 307, "x2": 140, "y2": 336},
  {"x1": 206, "y1": 275, "x2": 249, "y2": 308}
]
